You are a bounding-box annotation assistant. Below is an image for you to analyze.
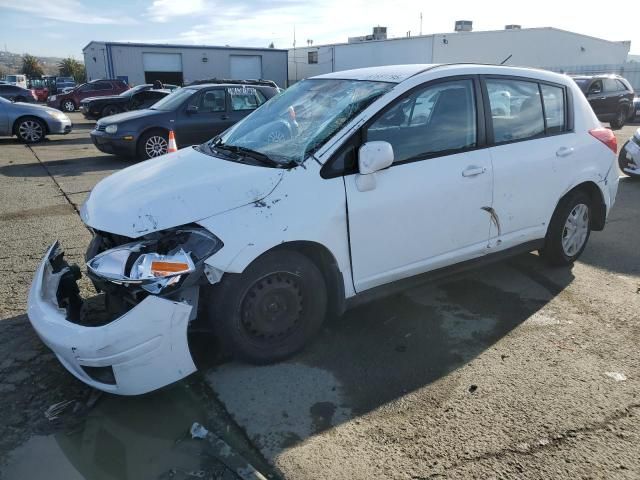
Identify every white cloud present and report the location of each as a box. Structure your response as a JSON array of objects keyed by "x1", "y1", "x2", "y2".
[
  {"x1": 0, "y1": 0, "x2": 135, "y2": 24},
  {"x1": 146, "y1": 0, "x2": 206, "y2": 23}
]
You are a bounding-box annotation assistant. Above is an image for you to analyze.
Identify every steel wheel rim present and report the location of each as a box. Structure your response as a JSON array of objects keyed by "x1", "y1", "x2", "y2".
[
  {"x1": 240, "y1": 272, "x2": 304, "y2": 343},
  {"x1": 18, "y1": 120, "x2": 43, "y2": 142},
  {"x1": 562, "y1": 203, "x2": 589, "y2": 257},
  {"x1": 145, "y1": 135, "x2": 168, "y2": 157},
  {"x1": 267, "y1": 129, "x2": 286, "y2": 143}
]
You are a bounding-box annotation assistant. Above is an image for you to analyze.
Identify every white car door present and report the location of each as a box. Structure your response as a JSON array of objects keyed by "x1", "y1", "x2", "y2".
[
  {"x1": 484, "y1": 77, "x2": 575, "y2": 249},
  {"x1": 343, "y1": 78, "x2": 493, "y2": 292}
]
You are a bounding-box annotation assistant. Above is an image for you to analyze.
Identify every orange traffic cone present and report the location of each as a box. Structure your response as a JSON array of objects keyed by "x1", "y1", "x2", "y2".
[{"x1": 167, "y1": 130, "x2": 177, "y2": 153}]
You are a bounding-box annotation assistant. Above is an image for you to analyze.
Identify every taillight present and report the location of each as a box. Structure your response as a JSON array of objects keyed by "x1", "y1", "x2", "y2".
[{"x1": 589, "y1": 127, "x2": 617, "y2": 154}]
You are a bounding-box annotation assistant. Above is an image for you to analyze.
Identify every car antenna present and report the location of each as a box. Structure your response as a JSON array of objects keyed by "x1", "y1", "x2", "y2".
[{"x1": 500, "y1": 54, "x2": 513, "y2": 65}]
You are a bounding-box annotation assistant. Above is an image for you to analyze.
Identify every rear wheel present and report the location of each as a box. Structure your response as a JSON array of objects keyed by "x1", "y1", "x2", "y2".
[
  {"x1": 137, "y1": 129, "x2": 168, "y2": 159},
  {"x1": 101, "y1": 104, "x2": 121, "y2": 118},
  {"x1": 540, "y1": 190, "x2": 591, "y2": 266},
  {"x1": 609, "y1": 107, "x2": 626, "y2": 129},
  {"x1": 16, "y1": 117, "x2": 46, "y2": 143},
  {"x1": 207, "y1": 249, "x2": 327, "y2": 364},
  {"x1": 61, "y1": 99, "x2": 76, "y2": 112}
]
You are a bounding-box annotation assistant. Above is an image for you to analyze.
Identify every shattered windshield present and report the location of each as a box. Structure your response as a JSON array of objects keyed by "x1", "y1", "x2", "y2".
[{"x1": 213, "y1": 79, "x2": 394, "y2": 166}]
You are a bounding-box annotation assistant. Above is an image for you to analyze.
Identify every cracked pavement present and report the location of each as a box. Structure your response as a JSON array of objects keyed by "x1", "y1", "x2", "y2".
[{"x1": 1, "y1": 114, "x2": 639, "y2": 479}]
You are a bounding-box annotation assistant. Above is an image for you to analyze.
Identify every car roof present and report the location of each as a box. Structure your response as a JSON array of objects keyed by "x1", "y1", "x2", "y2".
[
  {"x1": 313, "y1": 64, "x2": 439, "y2": 83},
  {"x1": 312, "y1": 63, "x2": 572, "y2": 85},
  {"x1": 184, "y1": 83, "x2": 275, "y2": 90},
  {"x1": 570, "y1": 74, "x2": 622, "y2": 80}
]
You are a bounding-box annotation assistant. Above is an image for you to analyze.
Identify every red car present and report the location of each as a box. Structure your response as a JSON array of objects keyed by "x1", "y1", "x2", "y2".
[{"x1": 47, "y1": 79, "x2": 129, "y2": 112}]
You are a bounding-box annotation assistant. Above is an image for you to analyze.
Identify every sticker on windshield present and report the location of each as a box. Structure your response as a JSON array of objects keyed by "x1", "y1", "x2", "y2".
[{"x1": 228, "y1": 87, "x2": 257, "y2": 96}]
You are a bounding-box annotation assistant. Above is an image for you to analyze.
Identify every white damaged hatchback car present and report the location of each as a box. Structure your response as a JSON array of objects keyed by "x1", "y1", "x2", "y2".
[{"x1": 28, "y1": 64, "x2": 619, "y2": 394}]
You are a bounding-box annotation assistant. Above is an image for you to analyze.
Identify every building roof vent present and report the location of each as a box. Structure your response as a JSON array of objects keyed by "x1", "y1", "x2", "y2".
[
  {"x1": 454, "y1": 20, "x2": 473, "y2": 32},
  {"x1": 505, "y1": 24, "x2": 522, "y2": 30}
]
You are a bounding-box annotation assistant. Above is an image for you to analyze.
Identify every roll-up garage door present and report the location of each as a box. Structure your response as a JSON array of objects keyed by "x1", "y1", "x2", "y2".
[
  {"x1": 143, "y1": 53, "x2": 182, "y2": 72},
  {"x1": 230, "y1": 55, "x2": 262, "y2": 80}
]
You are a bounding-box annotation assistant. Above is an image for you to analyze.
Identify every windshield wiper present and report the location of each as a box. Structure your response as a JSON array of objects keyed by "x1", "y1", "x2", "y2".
[{"x1": 215, "y1": 143, "x2": 291, "y2": 168}]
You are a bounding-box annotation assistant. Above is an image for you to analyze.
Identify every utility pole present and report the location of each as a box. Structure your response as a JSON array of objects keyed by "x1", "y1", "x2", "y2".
[{"x1": 420, "y1": 13, "x2": 423, "y2": 36}]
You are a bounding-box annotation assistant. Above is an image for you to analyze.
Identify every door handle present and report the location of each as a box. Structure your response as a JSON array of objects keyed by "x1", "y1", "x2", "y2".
[
  {"x1": 556, "y1": 146, "x2": 574, "y2": 157},
  {"x1": 462, "y1": 166, "x2": 486, "y2": 177}
]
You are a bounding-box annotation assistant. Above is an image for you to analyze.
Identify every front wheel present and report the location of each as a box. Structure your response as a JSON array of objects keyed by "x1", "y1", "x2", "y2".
[
  {"x1": 207, "y1": 249, "x2": 327, "y2": 364},
  {"x1": 16, "y1": 117, "x2": 46, "y2": 143},
  {"x1": 540, "y1": 190, "x2": 591, "y2": 266},
  {"x1": 609, "y1": 107, "x2": 626, "y2": 129},
  {"x1": 137, "y1": 130, "x2": 168, "y2": 159},
  {"x1": 101, "y1": 104, "x2": 121, "y2": 118},
  {"x1": 61, "y1": 99, "x2": 76, "y2": 112}
]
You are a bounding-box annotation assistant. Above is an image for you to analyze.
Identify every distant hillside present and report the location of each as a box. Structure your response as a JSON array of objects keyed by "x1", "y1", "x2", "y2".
[{"x1": 0, "y1": 50, "x2": 81, "y2": 77}]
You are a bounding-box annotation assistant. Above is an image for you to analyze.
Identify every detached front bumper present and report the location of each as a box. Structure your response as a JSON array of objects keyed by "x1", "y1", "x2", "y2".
[{"x1": 27, "y1": 242, "x2": 197, "y2": 395}]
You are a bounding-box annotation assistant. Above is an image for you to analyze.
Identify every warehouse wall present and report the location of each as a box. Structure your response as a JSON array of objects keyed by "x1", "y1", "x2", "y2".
[
  {"x1": 287, "y1": 27, "x2": 630, "y2": 83},
  {"x1": 83, "y1": 42, "x2": 288, "y2": 87},
  {"x1": 431, "y1": 28, "x2": 630, "y2": 67}
]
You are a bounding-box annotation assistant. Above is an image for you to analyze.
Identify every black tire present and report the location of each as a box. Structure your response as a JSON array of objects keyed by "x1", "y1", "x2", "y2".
[
  {"x1": 61, "y1": 99, "x2": 76, "y2": 112},
  {"x1": 15, "y1": 117, "x2": 46, "y2": 143},
  {"x1": 610, "y1": 107, "x2": 626, "y2": 130},
  {"x1": 137, "y1": 129, "x2": 169, "y2": 159},
  {"x1": 207, "y1": 249, "x2": 327, "y2": 364},
  {"x1": 101, "y1": 104, "x2": 121, "y2": 118},
  {"x1": 540, "y1": 190, "x2": 591, "y2": 266}
]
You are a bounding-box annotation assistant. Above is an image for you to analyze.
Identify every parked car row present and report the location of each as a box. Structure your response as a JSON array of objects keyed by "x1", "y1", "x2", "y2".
[{"x1": 47, "y1": 79, "x2": 130, "y2": 112}]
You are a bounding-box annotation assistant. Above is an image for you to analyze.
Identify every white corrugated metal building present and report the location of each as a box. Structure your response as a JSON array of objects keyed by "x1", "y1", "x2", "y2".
[
  {"x1": 83, "y1": 41, "x2": 288, "y2": 87},
  {"x1": 289, "y1": 25, "x2": 631, "y2": 85}
]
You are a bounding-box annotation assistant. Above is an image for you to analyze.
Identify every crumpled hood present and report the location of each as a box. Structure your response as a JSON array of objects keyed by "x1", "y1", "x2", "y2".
[{"x1": 80, "y1": 147, "x2": 284, "y2": 238}]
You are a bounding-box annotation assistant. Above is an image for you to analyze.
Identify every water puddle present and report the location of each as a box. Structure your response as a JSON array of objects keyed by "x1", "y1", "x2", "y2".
[{"x1": 2, "y1": 384, "x2": 231, "y2": 480}]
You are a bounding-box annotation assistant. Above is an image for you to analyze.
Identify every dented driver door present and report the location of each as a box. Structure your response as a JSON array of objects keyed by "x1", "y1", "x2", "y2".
[{"x1": 345, "y1": 78, "x2": 493, "y2": 293}]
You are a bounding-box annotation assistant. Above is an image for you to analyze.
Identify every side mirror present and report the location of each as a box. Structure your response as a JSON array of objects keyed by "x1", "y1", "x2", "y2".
[
  {"x1": 186, "y1": 104, "x2": 198, "y2": 114},
  {"x1": 358, "y1": 141, "x2": 394, "y2": 174},
  {"x1": 356, "y1": 141, "x2": 394, "y2": 192}
]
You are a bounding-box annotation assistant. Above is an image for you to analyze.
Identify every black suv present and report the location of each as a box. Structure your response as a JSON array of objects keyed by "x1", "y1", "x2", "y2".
[
  {"x1": 80, "y1": 84, "x2": 171, "y2": 120},
  {"x1": 90, "y1": 80, "x2": 278, "y2": 159},
  {"x1": 572, "y1": 74, "x2": 635, "y2": 129}
]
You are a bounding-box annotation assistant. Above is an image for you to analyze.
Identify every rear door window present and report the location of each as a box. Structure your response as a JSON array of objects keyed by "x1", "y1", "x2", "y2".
[
  {"x1": 486, "y1": 78, "x2": 545, "y2": 144},
  {"x1": 603, "y1": 78, "x2": 619, "y2": 93},
  {"x1": 93, "y1": 82, "x2": 112, "y2": 91}
]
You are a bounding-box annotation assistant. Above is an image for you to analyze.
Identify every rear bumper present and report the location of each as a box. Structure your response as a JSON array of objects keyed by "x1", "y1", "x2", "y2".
[
  {"x1": 27, "y1": 242, "x2": 197, "y2": 395},
  {"x1": 90, "y1": 130, "x2": 137, "y2": 157}
]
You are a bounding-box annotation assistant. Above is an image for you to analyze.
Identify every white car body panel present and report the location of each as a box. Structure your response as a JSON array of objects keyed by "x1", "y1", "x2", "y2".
[
  {"x1": 344, "y1": 149, "x2": 492, "y2": 292},
  {"x1": 622, "y1": 128, "x2": 640, "y2": 175},
  {"x1": 28, "y1": 63, "x2": 620, "y2": 394}
]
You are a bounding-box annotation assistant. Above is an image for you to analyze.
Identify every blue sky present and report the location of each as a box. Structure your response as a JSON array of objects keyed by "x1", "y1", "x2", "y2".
[{"x1": 0, "y1": 0, "x2": 638, "y2": 58}]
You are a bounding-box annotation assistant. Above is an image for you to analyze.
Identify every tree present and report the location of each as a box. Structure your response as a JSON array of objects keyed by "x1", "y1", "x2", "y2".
[
  {"x1": 22, "y1": 54, "x2": 44, "y2": 78},
  {"x1": 268, "y1": 42, "x2": 275, "y2": 49},
  {"x1": 58, "y1": 57, "x2": 86, "y2": 83}
]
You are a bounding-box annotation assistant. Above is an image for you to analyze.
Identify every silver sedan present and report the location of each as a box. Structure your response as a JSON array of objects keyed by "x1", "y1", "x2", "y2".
[{"x1": 0, "y1": 97, "x2": 72, "y2": 143}]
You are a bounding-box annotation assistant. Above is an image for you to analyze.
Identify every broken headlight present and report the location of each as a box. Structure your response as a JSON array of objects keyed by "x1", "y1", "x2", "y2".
[{"x1": 87, "y1": 227, "x2": 222, "y2": 294}]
